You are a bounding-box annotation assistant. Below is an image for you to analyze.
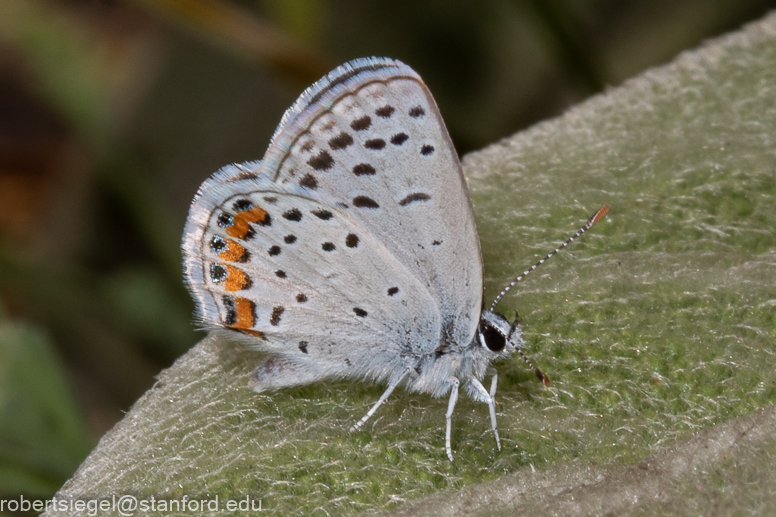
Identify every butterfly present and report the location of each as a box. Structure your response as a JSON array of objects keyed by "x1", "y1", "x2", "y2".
[{"x1": 182, "y1": 57, "x2": 608, "y2": 461}]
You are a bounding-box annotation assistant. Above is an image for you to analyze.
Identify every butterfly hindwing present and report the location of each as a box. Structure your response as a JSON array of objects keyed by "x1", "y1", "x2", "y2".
[{"x1": 183, "y1": 166, "x2": 440, "y2": 381}]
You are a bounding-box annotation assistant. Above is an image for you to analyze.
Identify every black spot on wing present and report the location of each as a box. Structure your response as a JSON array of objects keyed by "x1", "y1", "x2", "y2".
[
  {"x1": 409, "y1": 106, "x2": 425, "y2": 117},
  {"x1": 365, "y1": 139, "x2": 386, "y2": 150},
  {"x1": 353, "y1": 196, "x2": 379, "y2": 208},
  {"x1": 353, "y1": 163, "x2": 376, "y2": 176},
  {"x1": 390, "y1": 133, "x2": 408, "y2": 145},
  {"x1": 210, "y1": 264, "x2": 227, "y2": 283},
  {"x1": 312, "y1": 209, "x2": 333, "y2": 220},
  {"x1": 387, "y1": 287, "x2": 399, "y2": 296},
  {"x1": 351, "y1": 116, "x2": 371, "y2": 131},
  {"x1": 232, "y1": 199, "x2": 252, "y2": 212},
  {"x1": 353, "y1": 307, "x2": 367, "y2": 317},
  {"x1": 275, "y1": 270, "x2": 286, "y2": 278},
  {"x1": 299, "y1": 173, "x2": 318, "y2": 189},
  {"x1": 329, "y1": 132, "x2": 354, "y2": 150},
  {"x1": 421, "y1": 145, "x2": 435, "y2": 156},
  {"x1": 284, "y1": 234, "x2": 297, "y2": 244},
  {"x1": 257, "y1": 213, "x2": 271, "y2": 227},
  {"x1": 298, "y1": 341, "x2": 308, "y2": 354},
  {"x1": 217, "y1": 213, "x2": 233, "y2": 228},
  {"x1": 270, "y1": 306, "x2": 284, "y2": 326},
  {"x1": 296, "y1": 293, "x2": 307, "y2": 303},
  {"x1": 268, "y1": 245, "x2": 281, "y2": 256},
  {"x1": 375, "y1": 105, "x2": 395, "y2": 118},
  {"x1": 223, "y1": 296, "x2": 236, "y2": 325},
  {"x1": 321, "y1": 242, "x2": 336, "y2": 252},
  {"x1": 345, "y1": 234, "x2": 359, "y2": 248},
  {"x1": 210, "y1": 236, "x2": 226, "y2": 253},
  {"x1": 283, "y1": 208, "x2": 302, "y2": 221},
  {"x1": 398, "y1": 193, "x2": 431, "y2": 206},
  {"x1": 307, "y1": 150, "x2": 334, "y2": 171}
]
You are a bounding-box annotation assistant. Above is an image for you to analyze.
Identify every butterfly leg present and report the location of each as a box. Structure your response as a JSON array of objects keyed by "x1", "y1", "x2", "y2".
[
  {"x1": 350, "y1": 367, "x2": 411, "y2": 433},
  {"x1": 445, "y1": 377, "x2": 460, "y2": 462},
  {"x1": 467, "y1": 373, "x2": 501, "y2": 452},
  {"x1": 488, "y1": 370, "x2": 501, "y2": 451}
]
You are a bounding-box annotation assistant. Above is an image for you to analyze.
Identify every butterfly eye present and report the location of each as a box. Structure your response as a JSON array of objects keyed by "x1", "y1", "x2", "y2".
[{"x1": 480, "y1": 322, "x2": 506, "y2": 352}]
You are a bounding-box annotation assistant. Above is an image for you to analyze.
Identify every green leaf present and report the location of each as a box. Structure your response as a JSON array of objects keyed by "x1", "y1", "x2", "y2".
[{"x1": 0, "y1": 323, "x2": 93, "y2": 497}]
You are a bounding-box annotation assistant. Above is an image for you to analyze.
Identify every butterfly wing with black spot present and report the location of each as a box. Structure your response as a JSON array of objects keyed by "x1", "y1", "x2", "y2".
[
  {"x1": 183, "y1": 166, "x2": 441, "y2": 382},
  {"x1": 258, "y1": 57, "x2": 483, "y2": 350}
]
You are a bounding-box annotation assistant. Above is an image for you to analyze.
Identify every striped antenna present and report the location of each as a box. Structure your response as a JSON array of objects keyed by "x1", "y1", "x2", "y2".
[
  {"x1": 490, "y1": 205, "x2": 610, "y2": 311},
  {"x1": 517, "y1": 347, "x2": 551, "y2": 386}
]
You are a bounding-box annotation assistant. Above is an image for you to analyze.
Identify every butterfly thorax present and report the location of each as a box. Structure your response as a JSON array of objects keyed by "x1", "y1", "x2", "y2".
[{"x1": 403, "y1": 310, "x2": 521, "y2": 399}]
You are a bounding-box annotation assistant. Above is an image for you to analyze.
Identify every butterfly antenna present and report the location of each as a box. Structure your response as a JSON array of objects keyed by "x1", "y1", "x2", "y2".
[
  {"x1": 490, "y1": 205, "x2": 610, "y2": 311},
  {"x1": 508, "y1": 311, "x2": 551, "y2": 385},
  {"x1": 516, "y1": 347, "x2": 551, "y2": 386}
]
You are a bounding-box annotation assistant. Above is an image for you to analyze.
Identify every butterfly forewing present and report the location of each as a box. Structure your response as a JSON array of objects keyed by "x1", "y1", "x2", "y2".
[{"x1": 259, "y1": 58, "x2": 483, "y2": 350}]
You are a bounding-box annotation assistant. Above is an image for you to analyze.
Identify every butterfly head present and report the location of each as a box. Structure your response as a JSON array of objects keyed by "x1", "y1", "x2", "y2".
[
  {"x1": 477, "y1": 309, "x2": 551, "y2": 386},
  {"x1": 476, "y1": 310, "x2": 523, "y2": 357}
]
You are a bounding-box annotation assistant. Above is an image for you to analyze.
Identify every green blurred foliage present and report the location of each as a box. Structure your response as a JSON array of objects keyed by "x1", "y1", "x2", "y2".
[{"x1": 0, "y1": 319, "x2": 93, "y2": 497}]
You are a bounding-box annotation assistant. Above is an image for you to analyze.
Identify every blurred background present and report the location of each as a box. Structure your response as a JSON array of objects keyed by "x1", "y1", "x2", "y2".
[{"x1": 1, "y1": 0, "x2": 775, "y2": 504}]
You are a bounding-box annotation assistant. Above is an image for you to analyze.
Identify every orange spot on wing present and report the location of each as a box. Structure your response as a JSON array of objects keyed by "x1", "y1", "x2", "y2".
[
  {"x1": 241, "y1": 206, "x2": 269, "y2": 224},
  {"x1": 220, "y1": 239, "x2": 249, "y2": 262},
  {"x1": 224, "y1": 265, "x2": 252, "y2": 291},
  {"x1": 232, "y1": 297, "x2": 256, "y2": 329},
  {"x1": 225, "y1": 219, "x2": 251, "y2": 239},
  {"x1": 225, "y1": 206, "x2": 269, "y2": 239},
  {"x1": 241, "y1": 329, "x2": 264, "y2": 338}
]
